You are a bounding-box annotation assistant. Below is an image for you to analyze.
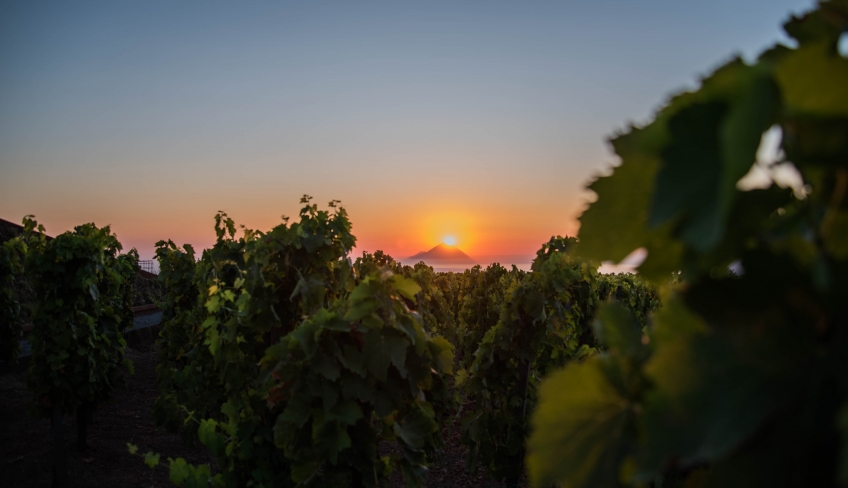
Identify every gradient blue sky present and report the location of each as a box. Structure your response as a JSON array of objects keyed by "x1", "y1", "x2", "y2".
[{"x1": 0, "y1": 0, "x2": 814, "y2": 261}]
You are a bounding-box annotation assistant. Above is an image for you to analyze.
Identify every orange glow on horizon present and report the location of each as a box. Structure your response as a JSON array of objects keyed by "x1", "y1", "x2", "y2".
[
  {"x1": 419, "y1": 211, "x2": 477, "y2": 254},
  {"x1": 1, "y1": 191, "x2": 583, "y2": 265},
  {"x1": 348, "y1": 197, "x2": 582, "y2": 263}
]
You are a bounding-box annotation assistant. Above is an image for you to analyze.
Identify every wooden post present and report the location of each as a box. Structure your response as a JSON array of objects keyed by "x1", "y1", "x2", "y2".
[
  {"x1": 76, "y1": 400, "x2": 89, "y2": 451},
  {"x1": 51, "y1": 387, "x2": 68, "y2": 488},
  {"x1": 504, "y1": 358, "x2": 531, "y2": 488}
]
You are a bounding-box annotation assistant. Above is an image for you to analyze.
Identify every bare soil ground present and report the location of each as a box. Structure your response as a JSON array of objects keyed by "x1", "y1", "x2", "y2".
[
  {"x1": 0, "y1": 346, "x2": 213, "y2": 488},
  {"x1": 0, "y1": 346, "x2": 513, "y2": 488}
]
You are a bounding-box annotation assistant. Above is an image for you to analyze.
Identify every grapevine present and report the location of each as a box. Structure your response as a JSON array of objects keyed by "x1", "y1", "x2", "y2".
[
  {"x1": 21, "y1": 217, "x2": 138, "y2": 486},
  {"x1": 0, "y1": 238, "x2": 24, "y2": 364},
  {"x1": 146, "y1": 198, "x2": 454, "y2": 487},
  {"x1": 528, "y1": 2, "x2": 848, "y2": 487},
  {"x1": 459, "y1": 237, "x2": 600, "y2": 484}
]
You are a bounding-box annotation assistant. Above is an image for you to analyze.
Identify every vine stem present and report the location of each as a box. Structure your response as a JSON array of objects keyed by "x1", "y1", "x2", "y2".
[
  {"x1": 520, "y1": 359, "x2": 531, "y2": 421},
  {"x1": 51, "y1": 387, "x2": 68, "y2": 488},
  {"x1": 77, "y1": 400, "x2": 90, "y2": 451}
]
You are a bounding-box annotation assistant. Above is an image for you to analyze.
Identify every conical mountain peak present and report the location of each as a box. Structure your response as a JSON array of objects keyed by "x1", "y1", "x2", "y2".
[{"x1": 408, "y1": 243, "x2": 474, "y2": 263}]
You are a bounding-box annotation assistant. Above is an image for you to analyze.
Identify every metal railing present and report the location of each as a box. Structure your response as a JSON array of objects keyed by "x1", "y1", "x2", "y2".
[{"x1": 138, "y1": 260, "x2": 157, "y2": 274}]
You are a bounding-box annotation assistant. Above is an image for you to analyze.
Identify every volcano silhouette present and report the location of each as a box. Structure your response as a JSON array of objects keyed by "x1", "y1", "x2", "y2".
[{"x1": 408, "y1": 244, "x2": 475, "y2": 264}]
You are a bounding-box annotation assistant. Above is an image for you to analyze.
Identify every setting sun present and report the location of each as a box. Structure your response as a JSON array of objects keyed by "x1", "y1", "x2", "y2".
[{"x1": 443, "y1": 236, "x2": 457, "y2": 246}]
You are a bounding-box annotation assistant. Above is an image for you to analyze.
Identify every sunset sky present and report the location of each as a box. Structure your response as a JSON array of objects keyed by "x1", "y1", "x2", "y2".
[{"x1": 0, "y1": 0, "x2": 813, "y2": 264}]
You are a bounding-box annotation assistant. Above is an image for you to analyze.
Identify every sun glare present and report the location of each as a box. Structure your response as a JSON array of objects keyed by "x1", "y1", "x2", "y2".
[{"x1": 443, "y1": 236, "x2": 457, "y2": 246}]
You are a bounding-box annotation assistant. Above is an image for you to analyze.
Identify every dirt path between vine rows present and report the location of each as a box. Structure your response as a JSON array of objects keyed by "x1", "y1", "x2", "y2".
[
  {"x1": 0, "y1": 346, "x2": 515, "y2": 487},
  {"x1": 0, "y1": 346, "x2": 214, "y2": 488}
]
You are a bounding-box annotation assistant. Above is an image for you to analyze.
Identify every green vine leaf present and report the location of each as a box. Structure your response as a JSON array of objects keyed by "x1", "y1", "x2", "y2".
[{"x1": 527, "y1": 356, "x2": 633, "y2": 488}]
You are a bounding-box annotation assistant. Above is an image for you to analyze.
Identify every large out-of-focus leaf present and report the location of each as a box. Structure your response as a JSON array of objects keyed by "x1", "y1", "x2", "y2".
[
  {"x1": 637, "y1": 286, "x2": 812, "y2": 477},
  {"x1": 781, "y1": 116, "x2": 848, "y2": 169},
  {"x1": 527, "y1": 355, "x2": 633, "y2": 488},
  {"x1": 650, "y1": 62, "x2": 779, "y2": 252},
  {"x1": 839, "y1": 403, "x2": 848, "y2": 485},
  {"x1": 699, "y1": 380, "x2": 843, "y2": 488},
  {"x1": 782, "y1": 3, "x2": 848, "y2": 45},
  {"x1": 775, "y1": 41, "x2": 848, "y2": 116},
  {"x1": 718, "y1": 66, "x2": 780, "y2": 220},
  {"x1": 579, "y1": 60, "x2": 779, "y2": 272},
  {"x1": 538, "y1": 2, "x2": 848, "y2": 487},
  {"x1": 592, "y1": 303, "x2": 644, "y2": 359},
  {"x1": 670, "y1": 186, "x2": 794, "y2": 279},
  {"x1": 825, "y1": 210, "x2": 848, "y2": 259},
  {"x1": 776, "y1": 35, "x2": 848, "y2": 170},
  {"x1": 638, "y1": 230, "x2": 685, "y2": 282},
  {"x1": 577, "y1": 124, "x2": 666, "y2": 263},
  {"x1": 650, "y1": 101, "x2": 726, "y2": 247}
]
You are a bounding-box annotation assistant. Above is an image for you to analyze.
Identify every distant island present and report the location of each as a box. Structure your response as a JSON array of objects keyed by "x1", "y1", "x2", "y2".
[{"x1": 407, "y1": 243, "x2": 475, "y2": 264}]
